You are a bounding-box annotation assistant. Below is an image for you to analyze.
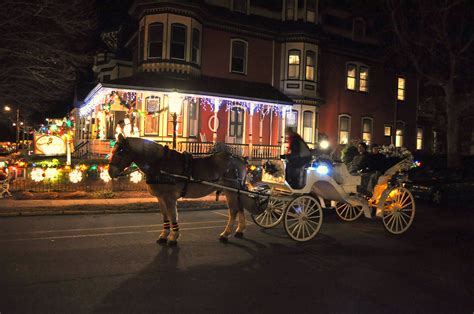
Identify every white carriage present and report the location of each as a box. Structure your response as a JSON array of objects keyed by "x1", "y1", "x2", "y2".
[{"x1": 251, "y1": 157, "x2": 416, "y2": 242}]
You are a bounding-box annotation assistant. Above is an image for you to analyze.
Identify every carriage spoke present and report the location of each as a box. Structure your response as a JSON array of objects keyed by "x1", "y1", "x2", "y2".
[
  {"x1": 284, "y1": 195, "x2": 323, "y2": 242},
  {"x1": 399, "y1": 212, "x2": 408, "y2": 227}
]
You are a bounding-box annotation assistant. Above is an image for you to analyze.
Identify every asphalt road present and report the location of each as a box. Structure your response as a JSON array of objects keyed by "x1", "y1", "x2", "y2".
[{"x1": 0, "y1": 204, "x2": 472, "y2": 314}]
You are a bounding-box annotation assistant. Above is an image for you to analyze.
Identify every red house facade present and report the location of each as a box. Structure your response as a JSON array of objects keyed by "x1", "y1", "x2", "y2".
[{"x1": 75, "y1": 0, "x2": 418, "y2": 159}]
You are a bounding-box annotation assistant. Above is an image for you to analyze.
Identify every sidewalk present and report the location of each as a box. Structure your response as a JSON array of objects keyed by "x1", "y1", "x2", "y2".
[{"x1": 0, "y1": 195, "x2": 228, "y2": 217}]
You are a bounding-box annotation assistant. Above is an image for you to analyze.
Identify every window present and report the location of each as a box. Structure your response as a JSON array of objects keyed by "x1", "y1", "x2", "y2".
[
  {"x1": 396, "y1": 122, "x2": 404, "y2": 147},
  {"x1": 384, "y1": 125, "x2": 392, "y2": 137},
  {"x1": 346, "y1": 64, "x2": 356, "y2": 90},
  {"x1": 305, "y1": 51, "x2": 315, "y2": 81},
  {"x1": 167, "y1": 112, "x2": 183, "y2": 136},
  {"x1": 285, "y1": 110, "x2": 298, "y2": 134},
  {"x1": 397, "y1": 77, "x2": 405, "y2": 101},
  {"x1": 303, "y1": 111, "x2": 313, "y2": 143},
  {"x1": 148, "y1": 23, "x2": 163, "y2": 59},
  {"x1": 416, "y1": 128, "x2": 423, "y2": 150},
  {"x1": 288, "y1": 50, "x2": 300, "y2": 79},
  {"x1": 231, "y1": 40, "x2": 247, "y2": 74},
  {"x1": 346, "y1": 63, "x2": 369, "y2": 92},
  {"x1": 361, "y1": 117, "x2": 373, "y2": 144},
  {"x1": 191, "y1": 28, "x2": 200, "y2": 63},
  {"x1": 229, "y1": 107, "x2": 244, "y2": 138},
  {"x1": 359, "y1": 66, "x2": 368, "y2": 92},
  {"x1": 286, "y1": 0, "x2": 294, "y2": 20},
  {"x1": 139, "y1": 26, "x2": 145, "y2": 60},
  {"x1": 233, "y1": 0, "x2": 247, "y2": 13},
  {"x1": 170, "y1": 24, "x2": 186, "y2": 60},
  {"x1": 188, "y1": 99, "x2": 198, "y2": 137},
  {"x1": 145, "y1": 97, "x2": 160, "y2": 135},
  {"x1": 338, "y1": 115, "x2": 350, "y2": 144}
]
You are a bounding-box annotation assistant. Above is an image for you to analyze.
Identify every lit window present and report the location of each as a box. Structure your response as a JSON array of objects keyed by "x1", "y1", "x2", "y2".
[
  {"x1": 362, "y1": 118, "x2": 372, "y2": 144},
  {"x1": 384, "y1": 125, "x2": 392, "y2": 137},
  {"x1": 286, "y1": 110, "x2": 298, "y2": 133},
  {"x1": 170, "y1": 24, "x2": 186, "y2": 60},
  {"x1": 303, "y1": 111, "x2": 313, "y2": 143},
  {"x1": 359, "y1": 66, "x2": 368, "y2": 92},
  {"x1": 288, "y1": 50, "x2": 300, "y2": 79},
  {"x1": 397, "y1": 77, "x2": 405, "y2": 101},
  {"x1": 346, "y1": 64, "x2": 356, "y2": 90},
  {"x1": 339, "y1": 115, "x2": 350, "y2": 144},
  {"x1": 148, "y1": 23, "x2": 163, "y2": 59},
  {"x1": 416, "y1": 128, "x2": 423, "y2": 150},
  {"x1": 192, "y1": 28, "x2": 200, "y2": 63},
  {"x1": 233, "y1": 0, "x2": 247, "y2": 13},
  {"x1": 231, "y1": 40, "x2": 247, "y2": 74},
  {"x1": 396, "y1": 122, "x2": 404, "y2": 147},
  {"x1": 305, "y1": 51, "x2": 315, "y2": 81}
]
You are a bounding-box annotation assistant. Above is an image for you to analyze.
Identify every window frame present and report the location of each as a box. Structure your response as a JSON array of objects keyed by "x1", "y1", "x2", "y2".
[
  {"x1": 144, "y1": 96, "x2": 161, "y2": 135},
  {"x1": 397, "y1": 76, "x2": 406, "y2": 101},
  {"x1": 384, "y1": 124, "x2": 392, "y2": 137},
  {"x1": 287, "y1": 49, "x2": 301, "y2": 80},
  {"x1": 416, "y1": 127, "x2": 423, "y2": 150},
  {"x1": 148, "y1": 22, "x2": 164, "y2": 59},
  {"x1": 229, "y1": 107, "x2": 244, "y2": 138},
  {"x1": 232, "y1": 0, "x2": 248, "y2": 14},
  {"x1": 139, "y1": 25, "x2": 145, "y2": 61},
  {"x1": 191, "y1": 28, "x2": 200, "y2": 64},
  {"x1": 361, "y1": 117, "x2": 373, "y2": 144},
  {"x1": 338, "y1": 114, "x2": 351, "y2": 144},
  {"x1": 286, "y1": 0, "x2": 295, "y2": 20},
  {"x1": 346, "y1": 62, "x2": 369, "y2": 92},
  {"x1": 230, "y1": 39, "x2": 248, "y2": 74},
  {"x1": 303, "y1": 110, "x2": 314, "y2": 143},
  {"x1": 285, "y1": 110, "x2": 299, "y2": 135},
  {"x1": 395, "y1": 121, "x2": 405, "y2": 148},
  {"x1": 305, "y1": 50, "x2": 316, "y2": 81},
  {"x1": 346, "y1": 63, "x2": 357, "y2": 91},
  {"x1": 170, "y1": 23, "x2": 187, "y2": 61},
  {"x1": 359, "y1": 66, "x2": 369, "y2": 92}
]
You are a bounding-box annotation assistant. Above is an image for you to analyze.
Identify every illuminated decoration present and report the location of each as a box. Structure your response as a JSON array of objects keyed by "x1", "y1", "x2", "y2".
[
  {"x1": 34, "y1": 134, "x2": 67, "y2": 156},
  {"x1": 100, "y1": 170, "x2": 112, "y2": 183},
  {"x1": 69, "y1": 169, "x2": 83, "y2": 183},
  {"x1": 44, "y1": 168, "x2": 59, "y2": 180},
  {"x1": 31, "y1": 168, "x2": 45, "y2": 182},
  {"x1": 315, "y1": 164, "x2": 330, "y2": 176},
  {"x1": 414, "y1": 160, "x2": 422, "y2": 167},
  {"x1": 130, "y1": 170, "x2": 143, "y2": 183},
  {"x1": 319, "y1": 140, "x2": 330, "y2": 150}
]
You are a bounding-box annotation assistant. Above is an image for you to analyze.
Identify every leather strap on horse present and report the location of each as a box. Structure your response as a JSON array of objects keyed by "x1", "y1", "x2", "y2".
[{"x1": 180, "y1": 152, "x2": 193, "y2": 198}]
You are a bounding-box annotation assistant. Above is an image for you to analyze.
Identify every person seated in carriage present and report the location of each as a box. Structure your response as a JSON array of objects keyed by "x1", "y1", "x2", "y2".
[
  {"x1": 282, "y1": 127, "x2": 312, "y2": 189},
  {"x1": 348, "y1": 142, "x2": 370, "y2": 174}
]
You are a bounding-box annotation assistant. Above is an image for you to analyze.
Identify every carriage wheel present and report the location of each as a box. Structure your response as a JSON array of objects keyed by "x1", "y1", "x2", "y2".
[
  {"x1": 283, "y1": 195, "x2": 323, "y2": 242},
  {"x1": 382, "y1": 187, "x2": 415, "y2": 234},
  {"x1": 335, "y1": 202, "x2": 363, "y2": 221},
  {"x1": 251, "y1": 198, "x2": 286, "y2": 228}
]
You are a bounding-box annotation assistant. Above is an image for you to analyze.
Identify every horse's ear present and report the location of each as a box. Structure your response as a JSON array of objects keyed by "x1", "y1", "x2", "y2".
[{"x1": 117, "y1": 133, "x2": 125, "y2": 143}]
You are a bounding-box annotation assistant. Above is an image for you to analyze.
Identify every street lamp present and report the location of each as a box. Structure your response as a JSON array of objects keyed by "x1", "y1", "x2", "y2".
[
  {"x1": 168, "y1": 92, "x2": 183, "y2": 149},
  {"x1": 3, "y1": 105, "x2": 20, "y2": 149}
]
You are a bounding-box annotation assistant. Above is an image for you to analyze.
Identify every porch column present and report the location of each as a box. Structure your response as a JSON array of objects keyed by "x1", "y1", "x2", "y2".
[
  {"x1": 248, "y1": 103, "x2": 254, "y2": 160},
  {"x1": 212, "y1": 98, "x2": 220, "y2": 143},
  {"x1": 281, "y1": 106, "x2": 287, "y2": 154}
]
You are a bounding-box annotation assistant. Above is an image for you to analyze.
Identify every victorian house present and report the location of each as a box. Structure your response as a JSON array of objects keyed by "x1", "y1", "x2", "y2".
[{"x1": 74, "y1": 0, "x2": 418, "y2": 159}]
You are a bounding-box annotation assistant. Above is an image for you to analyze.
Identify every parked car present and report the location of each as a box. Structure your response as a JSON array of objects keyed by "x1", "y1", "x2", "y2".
[{"x1": 406, "y1": 167, "x2": 474, "y2": 205}]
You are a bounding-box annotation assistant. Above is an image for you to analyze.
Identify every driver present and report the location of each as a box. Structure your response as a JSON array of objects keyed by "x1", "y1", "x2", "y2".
[{"x1": 283, "y1": 127, "x2": 312, "y2": 188}]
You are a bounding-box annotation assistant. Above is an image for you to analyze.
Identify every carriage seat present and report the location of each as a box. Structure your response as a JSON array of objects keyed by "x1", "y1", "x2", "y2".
[{"x1": 333, "y1": 162, "x2": 362, "y2": 186}]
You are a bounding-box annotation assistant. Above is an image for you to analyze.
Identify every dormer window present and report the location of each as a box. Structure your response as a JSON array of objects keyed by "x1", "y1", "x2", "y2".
[
  {"x1": 170, "y1": 23, "x2": 186, "y2": 60},
  {"x1": 148, "y1": 23, "x2": 163, "y2": 59},
  {"x1": 233, "y1": 0, "x2": 247, "y2": 14}
]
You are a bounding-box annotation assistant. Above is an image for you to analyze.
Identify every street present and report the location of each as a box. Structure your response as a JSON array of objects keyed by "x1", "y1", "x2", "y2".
[{"x1": 0, "y1": 204, "x2": 473, "y2": 314}]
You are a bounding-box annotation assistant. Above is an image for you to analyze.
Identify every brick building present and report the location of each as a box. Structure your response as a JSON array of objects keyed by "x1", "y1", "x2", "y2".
[{"x1": 75, "y1": 0, "x2": 418, "y2": 159}]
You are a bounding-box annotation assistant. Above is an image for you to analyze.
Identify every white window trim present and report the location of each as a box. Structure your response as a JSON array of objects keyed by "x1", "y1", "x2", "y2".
[
  {"x1": 147, "y1": 22, "x2": 164, "y2": 60},
  {"x1": 287, "y1": 49, "x2": 301, "y2": 80},
  {"x1": 229, "y1": 39, "x2": 248, "y2": 75},
  {"x1": 338, "y1": 114, "x2": 351, "y2": 144},
  {"x1": 305, "y1": 50, "x2": 316, "y2": 82},
  {"x1": 170, "y1": 23, "x2": 187, "y2": 61}
]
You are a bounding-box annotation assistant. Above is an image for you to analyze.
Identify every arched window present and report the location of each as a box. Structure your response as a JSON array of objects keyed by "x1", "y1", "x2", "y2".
[
  {"x1": 148, "y1": 23, "x2": 163, "y2": 59},
  {"x1": 230, "y1": 39, "x2": 247, "y2": 74},
  {"x1": 303, "y1": 111, "x2": 313, "y2": 143},
  {"x1": 170, "y1": 23, "x2": 187, "y2": 60},
  {"x1": 288, "y1": 49, "x2": 300, "y2": 79},
  {"x1": 361, "y1": 117, "x2": 373, "y2": 144},
  {"x1": 305, "y1": 50, "x2": 316, "y2": 81},
  {"x1": 338, "y1": 115, "x2": 351, "y2": 144}
]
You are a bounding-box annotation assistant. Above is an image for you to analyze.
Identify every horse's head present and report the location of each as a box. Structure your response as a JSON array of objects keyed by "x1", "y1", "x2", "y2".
[{"x1": 108, "y1": 135, "x2": 133, "y2": 178}]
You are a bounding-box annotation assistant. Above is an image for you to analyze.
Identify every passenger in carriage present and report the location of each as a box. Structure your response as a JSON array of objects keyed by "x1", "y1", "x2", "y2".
[
  {"x1": 368, "y1": 144, "x2": 386, "y2": 172},
  {"x1": 283, "y1": 127, "x2": 312, "y2": 188},
  {"x1": 348, "y1": 142, "x2": 370, "y2": 174}
]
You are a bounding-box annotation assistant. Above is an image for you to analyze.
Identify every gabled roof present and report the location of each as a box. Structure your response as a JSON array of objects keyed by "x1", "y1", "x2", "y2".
[{"x1": 102, "y1": 72, "x2": 293, "y2": 105}]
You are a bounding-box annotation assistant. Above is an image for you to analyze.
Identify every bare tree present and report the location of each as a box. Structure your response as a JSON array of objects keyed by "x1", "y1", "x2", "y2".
[
  {"x1": 387, "y1": 0, "x2": 474, "y2": 168},
  {"x1": 0, "y1": 0, "x2": 97, "y2": 122}
]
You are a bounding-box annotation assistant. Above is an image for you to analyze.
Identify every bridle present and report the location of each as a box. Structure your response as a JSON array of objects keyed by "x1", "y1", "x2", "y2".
[{"x1": 109, "y1": 140, "x2": 135, "y2": 177}]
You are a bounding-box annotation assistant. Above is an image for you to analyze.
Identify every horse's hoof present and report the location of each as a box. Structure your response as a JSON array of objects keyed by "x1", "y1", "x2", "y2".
[
  {"x1": 168, "y1": 240, "x2": 178, "y2": 247},
  {"x1": 219, "y1": 236, "x2": 228, "y2": 243},
  {"x1": 156, "y1": 238, "x2": 167, "y2": 244},
  {"x1": 234, "y1": 232, "x2": 244, "y2": 238}
]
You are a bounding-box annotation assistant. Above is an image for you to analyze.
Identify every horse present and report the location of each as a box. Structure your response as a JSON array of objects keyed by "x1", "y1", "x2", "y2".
[{"x1": 108, "y1": 136, "x2": 261, "y2": 245}]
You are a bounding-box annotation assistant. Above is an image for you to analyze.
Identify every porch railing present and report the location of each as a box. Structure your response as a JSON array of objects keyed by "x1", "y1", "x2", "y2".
[
  {"x1": 251, "y1": 144, "x2": 281, "y2": 160},
  {"x1": 178, "y1": 141, "x2": 214, "y2": 155}
]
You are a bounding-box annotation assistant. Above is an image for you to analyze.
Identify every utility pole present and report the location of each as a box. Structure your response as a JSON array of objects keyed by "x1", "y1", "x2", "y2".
[{"x1": 16, "y1": 108, "x2": 20, "y2": 149}]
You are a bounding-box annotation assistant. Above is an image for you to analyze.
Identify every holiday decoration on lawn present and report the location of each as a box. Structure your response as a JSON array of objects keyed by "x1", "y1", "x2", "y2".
[
  {"x1": 130, "y1": 170, "x2": 143, "y2": 183},
  {"x1": 31, "y1": 168, "x2": 45, "y2": 182},
  {"x1": 69, "y1": 169, "x2": 83, "y2": 183},
  {"x1": 44, "y1": 168, "x2": 59, "y2": 180},
  {"x1": 100, "y1": 169, "x2": 112, "y2": 183}
]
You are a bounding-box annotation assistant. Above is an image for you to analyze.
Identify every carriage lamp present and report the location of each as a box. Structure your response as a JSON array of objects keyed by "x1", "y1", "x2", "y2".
[
  {"x1": 168, "y1": 92, "x2": 183, "y2": 149},
  {"x1": 315, "y1": 164, "x2": 330, "y2": 176},
  {"x1": 319, "y1": 139, "x2": 330, "y2": 150}
]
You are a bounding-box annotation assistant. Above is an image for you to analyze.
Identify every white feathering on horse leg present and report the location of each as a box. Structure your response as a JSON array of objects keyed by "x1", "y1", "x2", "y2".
[
  {"x1": 220, "y1": 208, "x2": 237, "y2": 239},
  {"x1": 235, "y1": 211, "x2": 246, "y2": 234}
]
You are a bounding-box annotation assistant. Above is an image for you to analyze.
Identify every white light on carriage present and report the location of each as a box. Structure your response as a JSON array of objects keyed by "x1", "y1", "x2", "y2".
[
  {"x1": 316, "y1": 164, "x2": 330, "y2": 175},
  {"x1": 319, "y1": 140, "x2": 329, "y2": 150}
]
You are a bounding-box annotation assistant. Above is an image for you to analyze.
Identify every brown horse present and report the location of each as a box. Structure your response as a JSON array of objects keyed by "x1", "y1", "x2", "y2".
[{"x1": 108, "y1": 136, "x2": 260, "y2": 245}]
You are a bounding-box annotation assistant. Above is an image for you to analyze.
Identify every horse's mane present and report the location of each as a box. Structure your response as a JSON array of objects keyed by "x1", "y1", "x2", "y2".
[{"x1": 125, "y1": 137, "x2": 163, "y2": 159}]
